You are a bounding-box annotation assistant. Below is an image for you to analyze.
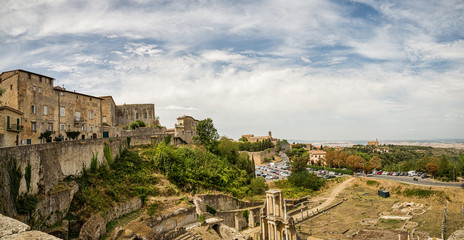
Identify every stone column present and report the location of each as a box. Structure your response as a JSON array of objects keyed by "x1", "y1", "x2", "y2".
[{"x1": 249, "y1": 210, "x2": 255, "y2": 228}]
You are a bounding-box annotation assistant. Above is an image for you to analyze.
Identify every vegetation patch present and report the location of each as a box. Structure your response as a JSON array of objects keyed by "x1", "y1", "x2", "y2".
[{"x1": 366, "y1": 180, "x2": 380, "y2": 186}]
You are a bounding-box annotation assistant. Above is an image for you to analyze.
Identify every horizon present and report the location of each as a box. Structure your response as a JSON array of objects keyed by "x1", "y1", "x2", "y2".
[{"x1": 1, "y1": 0, "x2": 463, "y2": 140}]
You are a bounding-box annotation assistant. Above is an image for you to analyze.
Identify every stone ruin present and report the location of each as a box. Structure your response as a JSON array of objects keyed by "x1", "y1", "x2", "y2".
[{"x1": 259, "y1": 189, "x2": 298, "y2": 240}]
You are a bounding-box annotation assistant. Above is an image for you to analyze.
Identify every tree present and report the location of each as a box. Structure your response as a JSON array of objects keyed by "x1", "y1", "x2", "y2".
[
  {"x1": 291, "y1": 156, "x2": 307, "y2": 173},
  {"x1": 368, "y1": 156, "x2": 382, "y2": 170},
  {"x1": 194, "y1": 118, "x2": 219, "y2": 153},
  {"x1": 426, "y1": 162, "x2": 439, "y2": 177}
]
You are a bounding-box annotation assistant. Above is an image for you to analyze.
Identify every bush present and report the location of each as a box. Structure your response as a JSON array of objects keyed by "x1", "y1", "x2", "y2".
[
  {"x1": 242, "y1": 210, "x2": 250, "y2": 222},
  {"x1": 206, "y1": 205, "x2": 217, "y2": 215},
  {"x1": 17, "y1": 194, "x2": 39, "y2": 215},
  {"x1": 104, "y1": 144, "x2": 113, "y2": 166},
  {"x1": 90, "y1": 152, "x2": 98, "y2": 173},
  {"x1": 249, "y1": 177, "x2": 268, "y2": 195},
  {"x1": 366, "y1": 180, "x2": 379, "y2": 186},
  {"x1": 129, "y1": 120, "x2": 147, "y2": 130},
  {"x1": 288, "y1": 171, "x2": 324, "y2": 191},
  {"x1": 147, "y1": 202, "x2": 159, "y2": 216}
]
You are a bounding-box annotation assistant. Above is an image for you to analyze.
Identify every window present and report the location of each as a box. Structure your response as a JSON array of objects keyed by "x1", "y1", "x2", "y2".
[
  {"x1": 76, "y1": 111, "x2": 80, "y2": 120},
  {"x1": 102, "y1": 116, "x2": 107, "y2": 123},
  {"x1": 89, "y1": 110, "x2": 93, "y2": 119},
  {"x1": 7, "y1": 116, "x2": 10, "y2": 129},
  {"x1": 76, "y1": 95, "x2": 78, "y2": 99},
  {"x1": 39, "y1": 76, "x2": 42, "y2": 82},
  {"x1": 10, "y1": 85, "x2": 13, "y2": 90},
  {"x1": 33, "y1": 86, "x2": 36, "y2": 91},
  {"x1": 136, "y1": 113, "x2": 139, "y2": 119},
  {"x1": 90, "y1": 125, "x2": 94, "y2": 132},
  {"x1": 81, "y1": 124, "x2": 86, "y2": 131},
  {"x1": 28, "y1": 73, "x2": 31, "y2": 79},
  {"x1": 38, "y1": 87, "x2": 42, "y2": 93},
  {"x1": 44, "y1": 105, "x2": 48, "y2": 115},
  {"x1": 60, "y1": 107, "x2": 65, "y2": 116},
  {"x1": 27, "y1": 139, "x2": 31, "y2": 145},
  {"x1": 31, "y1": 105, "x2": 36, "y2": 114},
  {"x1": 144, "y1": 112, "x2": 147, "y2": 119},
  {"x1": 31, "y1": 122, "x2": 36, "y2": 132},
  {"x1": 48, "y1": 125, "x2": 53, "y2": 131},
  {"x1": 60, "y1": 124, "x2": 65, "y2": 131},
  {"x1": 49, "y1": 79, "x2": 52, "y2": 85},
  {"x1": 67, "y1": 125, "x2": 70, "y2": 131},
  {"x1": 126, "y1": 114, "x2": 128, "y2": 120}
]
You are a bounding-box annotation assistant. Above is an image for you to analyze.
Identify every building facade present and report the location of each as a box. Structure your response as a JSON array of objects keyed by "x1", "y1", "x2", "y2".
[
  {"x1": 0, "y1": 69, "x2": 157, "y2": 148},
  {"x1": 167, "y1": 115, "x2": 199, "y2": 144}
]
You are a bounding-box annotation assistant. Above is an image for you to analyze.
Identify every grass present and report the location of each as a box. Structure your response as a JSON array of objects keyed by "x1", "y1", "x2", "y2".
[
  {"x1": 296, "y1": 178, "x2": 464, "y2": 239},
  {"x1": 100, "y1": 209, "x2": 143, "y2": 240}
]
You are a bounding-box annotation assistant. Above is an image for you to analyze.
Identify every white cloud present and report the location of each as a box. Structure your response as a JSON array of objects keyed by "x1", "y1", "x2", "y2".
[{"x1": 0, "y1": 0, "x2": 463, "y2": 140}]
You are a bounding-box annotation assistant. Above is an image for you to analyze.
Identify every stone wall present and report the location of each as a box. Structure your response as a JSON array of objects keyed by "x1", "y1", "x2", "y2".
[
  {"x1": 197, "y1": 194, "x2": 261, "y2": 212},
  {"x1": 0, "y1": 136, "x2": 153, "y2": 217},
  {"x1": 145, "y1": 207, "x2": 198, "y2": 239},
  {"x1": 215, "y1": 207, "x2": 261, "y2": 230},
  {"x1": 242, "y1": 148, "x2": 278, "y2": 165},
  {"x1": 78, "y1": 197, "x2": 142, "y2": 240}
]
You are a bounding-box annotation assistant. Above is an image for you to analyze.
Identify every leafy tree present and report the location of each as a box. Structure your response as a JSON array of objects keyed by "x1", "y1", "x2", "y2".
[
  {"x1": 239, "y1": 136, "x2": 248, "y2": 142},
  {"x1": 368, "y1": 156, "x2": 382, "y2": 170},
  {"x1": 194, "y1": 118, "x2": 219, "y2": 153},
  {"x1": 291, "y1": 156, "x2": 307, "y2": 173},
  {"x1": 250, "y1": 177, "x2": 268, "y2": 195},
  {"x1": 426, "y1": 162, "x2": 439, "y2": 177},
  {"x1": 218, "y1": 137, "x2": 239, "y2": 165}
]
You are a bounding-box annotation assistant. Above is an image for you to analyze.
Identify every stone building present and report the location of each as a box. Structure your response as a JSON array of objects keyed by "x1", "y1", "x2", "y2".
[
  {"x1": 0, "y1": 69, "x2": 158, "y2": 148},
  {"x1": 167, "y1": 115, "x2": 199, "y2": 144},
  {"x1": 115, "y1": 103, "x2": 155, "y2": 127},
  {"x1": 309, "y1": 150, "x2": 326, "y2": 166},
  {"x1": 241, "y1": 131, "x2": 280, "y2": 145},
  {"x1": 367, "y1": 138, "x2": 379, "y2": 147},
  {"x1": 260, "y1": 189, "x2": 297, "y2": 240}
]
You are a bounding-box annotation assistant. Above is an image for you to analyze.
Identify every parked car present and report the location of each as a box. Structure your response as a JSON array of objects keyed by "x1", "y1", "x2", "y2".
[{"x1": 421, "y1": 173, "x2": 429, "y2": 179}]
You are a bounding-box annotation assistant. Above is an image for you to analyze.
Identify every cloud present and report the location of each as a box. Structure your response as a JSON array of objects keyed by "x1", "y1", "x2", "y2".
[{"x1": 0, "y1": 0, "x2": 463, "y2": 140}]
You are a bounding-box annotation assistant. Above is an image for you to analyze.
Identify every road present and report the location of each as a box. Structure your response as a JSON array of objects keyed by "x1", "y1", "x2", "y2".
[{"x1": 367, "y1": 174, "x2": 464, "y2": 188}]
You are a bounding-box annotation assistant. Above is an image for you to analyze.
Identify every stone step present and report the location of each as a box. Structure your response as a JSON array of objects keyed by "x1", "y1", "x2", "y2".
[{"x1": 173, "y1": 231, "x2": 202, "y2": 240}]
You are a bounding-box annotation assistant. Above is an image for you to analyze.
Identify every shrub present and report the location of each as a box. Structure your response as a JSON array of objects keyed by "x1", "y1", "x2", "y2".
[
  {"x1": 198, "y1": 214, "x2": 206, "y2": 224},
  {"x1": 129, "y1": 120, "x2": 147, "y2": 130},
  {"x1": 25, "y1": 161, "x2": 32, "y2": 192},
  {"x1": 206, "y1": 205, "x2": 217, "y2": 215},
  {"x1": 242, "y1": 210, "x2": 250, "y2": 223},
  {"x1": 8, "y1": 158, "x2": 22, "y2": 209},
  {"x1": 17, "y1": 194, "x2": 39, "y2": 215},
  {"x1": 90, "y1": 152, "x2": 98, "y2": 173},
  {"x1": 104, "y1": 144, "x2": 113, "y2": 167},
  {"x1": 147, "y1": 202, "x2": 159, "y2": 216},
  {"x1": 288, "y1": 171, "x2": 324, "y2": 191},
  {"x1": 366, "y1": 180, "x2": 379, "y2": 186}
]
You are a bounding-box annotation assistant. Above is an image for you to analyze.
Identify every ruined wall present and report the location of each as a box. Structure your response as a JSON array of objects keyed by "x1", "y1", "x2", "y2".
[
  {"x1": 242, "y1": 148, "x2": 278, "y2": 165},
  {"x1": 215, "y1": 207, "x2": 261, "y2": 230},
  {"x1": 0, "y1": 137, "x2": 141, "y2": 216},
  {"x1": 197, "y1": 194, "x2": 261, "y2": 212},
  {"x1": 115, "y1": 104, "x2": 155, "y2": 127},
  {"x1": 145, "y1": 207, "x2": 198, "y2": 238}
]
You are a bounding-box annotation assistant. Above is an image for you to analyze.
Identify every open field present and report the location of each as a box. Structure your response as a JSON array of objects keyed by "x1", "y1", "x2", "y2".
[{"x1": 297, "y1": 177, "x2": 464, "y2": 239}]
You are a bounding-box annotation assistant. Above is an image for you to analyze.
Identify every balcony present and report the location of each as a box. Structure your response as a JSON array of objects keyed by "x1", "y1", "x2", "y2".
[
  {"x1": 74, "y1": 117, "x2": 85, "y2": 125},
  {"x1": 7, "y1": 124, "x2": 23, "y2": 132}
]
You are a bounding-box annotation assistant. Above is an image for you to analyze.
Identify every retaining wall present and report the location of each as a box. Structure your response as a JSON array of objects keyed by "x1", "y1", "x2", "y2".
[{"x1": 0, "y1": 136, "x2": 153, "y2": 216}]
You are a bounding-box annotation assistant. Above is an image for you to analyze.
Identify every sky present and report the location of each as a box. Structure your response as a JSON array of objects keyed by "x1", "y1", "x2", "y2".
[{"x1": 1, "y1": 0, "x2": 464, "y2": 141}]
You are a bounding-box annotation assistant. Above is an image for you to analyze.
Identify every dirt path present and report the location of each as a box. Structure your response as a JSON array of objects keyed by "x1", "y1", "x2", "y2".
[{"x1": 311, "y1": 177, "x2": 355, "y2": 211}]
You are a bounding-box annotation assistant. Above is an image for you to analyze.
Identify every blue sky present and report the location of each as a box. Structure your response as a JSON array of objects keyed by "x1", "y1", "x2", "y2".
[{"x1": 1, "y1": 0, "x2": 463, "y2": 141}]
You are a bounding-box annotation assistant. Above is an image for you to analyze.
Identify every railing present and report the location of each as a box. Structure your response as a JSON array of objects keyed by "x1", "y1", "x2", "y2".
[
  {"x1": 7, "y1": 124, "x2": 23, "y2": 132},
  {"x1": 74, "y1": 117, "x2": 85, "y2": 125}
]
